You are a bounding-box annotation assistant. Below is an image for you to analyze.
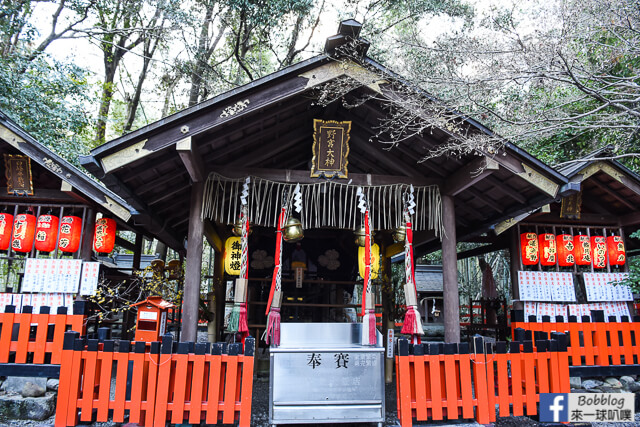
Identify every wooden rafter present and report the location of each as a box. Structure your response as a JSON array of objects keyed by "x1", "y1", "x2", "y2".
[
  {"x1": 442, "y1": 157, "x2": 499, "y2": 196},
  {"x1": 176, "y1": 136, "x2": 205, "y2": 182},
  {"x1": 589, "y1": 177, "x2": 636, "y2": 210}
]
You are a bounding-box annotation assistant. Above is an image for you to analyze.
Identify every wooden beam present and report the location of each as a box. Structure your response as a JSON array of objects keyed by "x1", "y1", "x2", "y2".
[
  {"x1": 443, "y1": 157, "x2": 499, "y2": 196},
  {"x1": 457, "y1": 241, "x2": 508, "y2": 260},
  {"x1": 619, "y1": 174, "x2": 640, "y2": 197},
  {"x1": 0, "y1": 187, "x2": 76, "y2": 203},
  {"x1": 176, "y1": 136, "x2": 206, "y2": 182},
  {"x1": 116, "y1": 235, "x2": 136, "y2": 252},
  {"x1": 210, "y1": 165, "x2": 440, "y2": 187},
  {"x1": 182, "y1": 181, "x2": 205, "y2": 342}
]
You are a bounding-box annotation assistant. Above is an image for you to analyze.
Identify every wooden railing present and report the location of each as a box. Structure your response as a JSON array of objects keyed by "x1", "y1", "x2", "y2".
[
  {"x1": 395, "y1": 335, "x2": 570, "y2": 427},
  {"x1": 55, "y1": 332, "x2": 255, "y2": 427},
  {"x1": 0, "y1": 303, "x2": 86, "y2": 377},
  {"x1": 512, "y1": 310, "x2": 640, "y2": 375}
]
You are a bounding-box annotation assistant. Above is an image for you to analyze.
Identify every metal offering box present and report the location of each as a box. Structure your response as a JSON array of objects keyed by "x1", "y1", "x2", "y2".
[{"x1": 269, "y1": 322, "x2": 384, "y2": 425}]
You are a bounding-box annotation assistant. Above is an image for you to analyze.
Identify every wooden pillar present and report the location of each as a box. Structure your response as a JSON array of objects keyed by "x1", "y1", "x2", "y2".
[
  {"x1": 380, "y1": 248, "x2": 393, "y2": 383},
  {"x1": 182, "y1": 181, "x2": 205, "y2": 342},
  {"x1": 133, "y1": 233, "x2": 143, "y2": 270},
  {"x1": 80, "y1": 208, "x2": 95, "y2": 261},
  {"x1": 213, "y1": 249, "x2": 225, "y2": 342},
  {"x1": 509, "y1": 228, "x2": 523, "y2": 310},
  {"x1": 155, "y1": 241, "x2": 168, "y2": 261},
  {"x1": 442, "y1": 194, "x2": 460, "y2": 343}
]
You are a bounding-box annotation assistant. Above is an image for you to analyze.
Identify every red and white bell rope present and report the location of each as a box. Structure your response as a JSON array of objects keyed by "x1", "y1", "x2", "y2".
[
  {"x1": 360, "y1": 210, "x2": 376, "y2": 345},
  {"x1": 401, "y1": 211, "x2": 423, "y2": 344},
  {"x1": 264, "y1": 206, "x2": 286, "y2": 345},
  {"x1": 229, "y1": 179, "x2": 250, "y2": 338}
]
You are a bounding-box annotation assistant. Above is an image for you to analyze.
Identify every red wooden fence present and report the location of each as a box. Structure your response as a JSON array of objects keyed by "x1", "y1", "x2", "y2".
[
  {"x1": 55, "y1": 332, "x2": 255, "y2": 427},
  {"x1": 0, "y1": 303, "x2": 86, "y2": 365},
  {"x1": 512, "y1": 310, "x2": 640, "y2": 367},
  {"x1": 395, "y1": 335, "x2": 570, "y2": 427}
]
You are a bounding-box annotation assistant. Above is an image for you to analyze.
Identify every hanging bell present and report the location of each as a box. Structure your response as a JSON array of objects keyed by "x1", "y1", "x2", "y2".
[
  {"x1": 283, "y1": 217, "x2": 304, "y2": 242},
  {"x1": 392, "y1": 225, "x2": 406, "y2": 243},
  {"x1": 354, "y1": 227, "x2": 375, "y2": 247},
  {"x1": 150, "y1": 259, "x2": 165, "y2": 276},
  {"x1": 231, "y1": 218, "x2": 253, "y2": 236}
]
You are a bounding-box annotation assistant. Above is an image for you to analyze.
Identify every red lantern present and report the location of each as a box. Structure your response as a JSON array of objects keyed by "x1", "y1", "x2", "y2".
[
  {"x1": 556, "y1": 234, "x2": 575, "y2": 267},
  {"x1": 93, "y1": 217, "x2": 116, "y2": 253},
  {"x1": 520, "y1": 232, "x2": 538, "y2": 265},
  {"x1": 591, "y1": 236, "x2": 607, "y2": 269},
  {"x1": 574, "y1": 235, "x2": 591, "y2": 266},
  {"x1": 11, "y1": 212, "x2": 36, "y2": 253},
  {"x1": 35, "y1": 214, "x2": 59, "y2": 252},
  {"x1": 539, "y1": 233, "x2": 557, "y2": 266},
  {"x1": 607, "y1": 235, "x2": 625, "y2": 266},
  {"x1": 58, "y1": 216, "x2": 82, "y2": 253},
  {"x1": 0, "y1": 213, "x2": 13, "y2": 250}
]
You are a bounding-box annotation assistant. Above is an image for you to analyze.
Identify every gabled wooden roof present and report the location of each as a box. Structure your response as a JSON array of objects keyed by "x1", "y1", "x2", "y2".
[
  {"x1": 0, "y1": 111, "x2": 133, "y2": 223},
  {"x1": 80, "y1": 23, "x2": 571, "y2": 252},
  {"x1": 554, "y1": 150, "x2": 640, "y2": 228}
]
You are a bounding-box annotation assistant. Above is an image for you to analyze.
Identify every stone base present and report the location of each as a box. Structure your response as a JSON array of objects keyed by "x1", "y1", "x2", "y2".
[{"x1": 0, "y1": 392, "x2": 56, "y2": 421}]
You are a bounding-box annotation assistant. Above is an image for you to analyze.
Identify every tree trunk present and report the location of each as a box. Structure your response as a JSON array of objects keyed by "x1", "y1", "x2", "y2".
[
  {"x1": 160, "y1": 74, "x2": 179, "y2": 118},
  {"x1": 95, "y1": 59, "x2": 118, "y2": 144},
  {"x1": 123, "y1": 38, "x2": 157, "y2": 133},
  {"x1": 188, "y1": 2, "x2": 216, "y2": 107}
]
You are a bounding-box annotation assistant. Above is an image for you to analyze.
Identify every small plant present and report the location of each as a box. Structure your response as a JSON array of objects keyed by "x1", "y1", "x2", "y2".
[{"x1": 86, "y1": 263, "x2": 184, "y2": 330}]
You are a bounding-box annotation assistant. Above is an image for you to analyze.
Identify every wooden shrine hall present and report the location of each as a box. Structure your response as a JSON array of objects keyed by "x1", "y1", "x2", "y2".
[{"x1": 79, "y1": 20, "x2": 573, "y2": 344}]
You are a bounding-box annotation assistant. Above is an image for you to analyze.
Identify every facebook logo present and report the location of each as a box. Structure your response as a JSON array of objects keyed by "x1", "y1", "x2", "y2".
[{"x1": 540, "y1": 393, "x2": 569, "y2": 422}]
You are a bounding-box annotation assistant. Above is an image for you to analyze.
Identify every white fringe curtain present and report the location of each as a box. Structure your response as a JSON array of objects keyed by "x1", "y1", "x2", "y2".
[{"x1": 203, "y1": 173, "x2": 443, "y2": 237}]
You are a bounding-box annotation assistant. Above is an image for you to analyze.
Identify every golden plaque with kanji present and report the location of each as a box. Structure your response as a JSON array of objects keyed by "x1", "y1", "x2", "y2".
[
  {"x1": 4, "y1": 154, "x2": 33, "y2": 196},
  {"x1": 310, "y1": 119, "x2": 350, "y2": 179}
]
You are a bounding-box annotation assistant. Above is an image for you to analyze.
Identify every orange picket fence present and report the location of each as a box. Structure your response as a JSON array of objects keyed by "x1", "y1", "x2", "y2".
[
  {"x1": 395, "y1": 335, "x2": 570, "y2": 427},
  {"x1": 55, "y1": 332, "x2": 255, "y2": 427},
  {"x1": 0, "y1": 303, "x2": 86, "y2": 365},
  {"x1": 512, "y1": 310, "x2": 640, "y2": 369}
]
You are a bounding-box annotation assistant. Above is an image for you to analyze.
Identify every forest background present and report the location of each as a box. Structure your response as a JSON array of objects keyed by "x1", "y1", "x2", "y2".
[{"x1": 1, "y1": 0, "x2": 639, "y2": 298}]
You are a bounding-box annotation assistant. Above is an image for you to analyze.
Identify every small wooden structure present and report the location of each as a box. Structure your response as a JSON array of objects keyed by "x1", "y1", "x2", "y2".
[
  {"x1": 0, "y1": 112, "x2": 157, "y2": 339},
  {"x1": 131, "y1": 296, "x2": 174, "y2": 342},
  {"x1": 498, "y1": 147, "x2": 640, "y2": 312}
]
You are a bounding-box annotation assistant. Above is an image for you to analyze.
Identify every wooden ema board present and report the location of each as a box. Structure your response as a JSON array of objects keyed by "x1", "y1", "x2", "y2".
[
  {"x1": 395, "y1": 336, "x2": 570, "y2": 427},
  {"x1": 512, "y1": 310, "x2": 640, "y2": 367},
  {"x1": 54, "y1": 333, "x2": 255, "y2": 427},
  {"x1": 0, "y1": 304, "x2": 86, "y2": 365}
]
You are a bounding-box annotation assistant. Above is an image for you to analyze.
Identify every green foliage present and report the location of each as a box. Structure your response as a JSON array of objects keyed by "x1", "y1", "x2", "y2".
[
  {"x1": 0, "y1": 53, "x2": 92, "y2": 164},
  {"x1": 619, "y1": 229, "x2": 640, "y2": 294}
]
